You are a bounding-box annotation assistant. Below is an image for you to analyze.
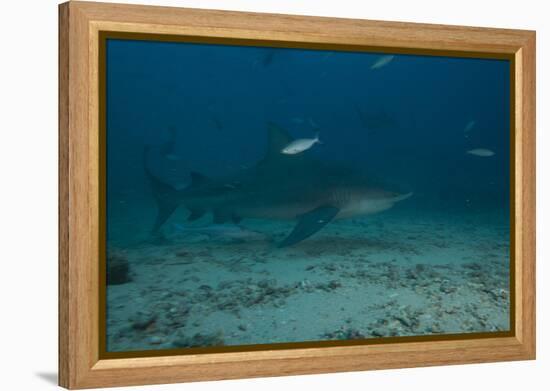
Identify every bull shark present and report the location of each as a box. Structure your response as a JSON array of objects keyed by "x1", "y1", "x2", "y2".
[{"x1": 145, "y1": 122, "x2": 412, "y2": 247}]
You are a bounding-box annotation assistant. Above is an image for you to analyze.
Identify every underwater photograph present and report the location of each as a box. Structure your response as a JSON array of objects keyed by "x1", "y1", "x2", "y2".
[{"x1": 104, "y1": 37, "x2": 511, "y2": 353}]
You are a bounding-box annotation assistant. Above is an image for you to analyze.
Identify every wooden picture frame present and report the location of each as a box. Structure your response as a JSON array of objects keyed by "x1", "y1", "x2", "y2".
[{"x1": 59, "y1": 1, "x2": 536, "y2": 389}]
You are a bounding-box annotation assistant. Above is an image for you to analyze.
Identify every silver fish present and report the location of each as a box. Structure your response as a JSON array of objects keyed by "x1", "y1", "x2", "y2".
[
  {"x1": 370, "y1": 55, "x2": 394, "y2": 70},
  {"x1": 281, "y1": 133, "x2": 321, "y2": 155},
  {"x1": 466, "y1": 148, "x2": 495, "y2": 157}
]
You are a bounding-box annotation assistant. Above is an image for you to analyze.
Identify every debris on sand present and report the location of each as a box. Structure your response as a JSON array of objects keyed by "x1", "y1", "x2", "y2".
[
  {"x1": 172, "y1": 330, "x2": 225, "y2": 348},
  {"x1": 107, "y1": 249, "x2": 131, "y2": 285},
  {"x1": 322, "y1": 327, "x2": 367, "y2": 340}
]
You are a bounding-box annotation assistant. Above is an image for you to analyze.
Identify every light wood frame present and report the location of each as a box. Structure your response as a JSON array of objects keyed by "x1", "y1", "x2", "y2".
[{"x1": 59, "y1": 1, "x2": 536, "y2": 389}]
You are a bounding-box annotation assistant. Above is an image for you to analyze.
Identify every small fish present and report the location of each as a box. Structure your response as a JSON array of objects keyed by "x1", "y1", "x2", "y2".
[
  {"x1": 291, "y1": 117, "x2": 305, "y2": 124},
  {"x1": 370, "y1": 55, "x2": 394, "y2": 70},
  {"x1": 464, "y1": 120, "x2": 476, "y2": 133},
  {"x1": 223, "y1": 181, "x2": 243, "y2": 190},
  {"x1": 467, "y1": 148, "x2": 495, "y2": 157},
  {"x1": 281, "y1": 133, "x2": 321, "y2": 155}
]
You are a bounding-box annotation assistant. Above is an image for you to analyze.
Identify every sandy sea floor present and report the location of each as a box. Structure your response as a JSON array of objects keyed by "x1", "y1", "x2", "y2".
[{"x1": 105, "y1": 206, "x2": 510, "y2": 352}]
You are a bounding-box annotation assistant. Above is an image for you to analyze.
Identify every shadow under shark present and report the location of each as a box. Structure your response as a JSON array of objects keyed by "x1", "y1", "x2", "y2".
[{"x1": 145, "y1": 122, "x2": 412, "y2": 247}]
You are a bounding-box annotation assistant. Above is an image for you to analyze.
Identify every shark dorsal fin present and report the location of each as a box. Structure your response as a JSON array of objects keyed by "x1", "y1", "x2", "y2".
[
  {"x1": 258, "y1": 121, "x2": 293, "y2": 168},
  {"x1": 190, "y1": 172, "x2": 209, "y2": 187},
  {"x1": 267, "y1": 122, "x2": 293, "y2": 156}
]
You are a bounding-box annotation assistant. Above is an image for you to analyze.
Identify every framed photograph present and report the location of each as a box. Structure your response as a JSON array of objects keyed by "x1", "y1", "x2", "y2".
[{"x1": 59, "y1": 1, "x2": 536, "y2": 389}]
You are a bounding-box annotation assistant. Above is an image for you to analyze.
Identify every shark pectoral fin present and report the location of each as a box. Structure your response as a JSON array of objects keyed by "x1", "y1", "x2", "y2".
[{"x1": 278, "y1": 205, "x2": 340, "y2": 248}]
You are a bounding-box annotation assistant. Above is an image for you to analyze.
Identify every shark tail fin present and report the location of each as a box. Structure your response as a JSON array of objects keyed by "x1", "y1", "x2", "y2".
[{"x1": 144, "y1": 146, "x2": 182, "y2": 234}]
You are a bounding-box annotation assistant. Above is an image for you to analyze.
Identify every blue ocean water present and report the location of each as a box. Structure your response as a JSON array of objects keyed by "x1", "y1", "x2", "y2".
[{"x1": 105, "y1": 38, "x2": 510, "y2": 352}]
